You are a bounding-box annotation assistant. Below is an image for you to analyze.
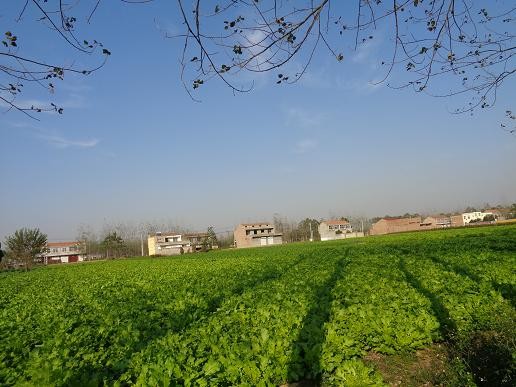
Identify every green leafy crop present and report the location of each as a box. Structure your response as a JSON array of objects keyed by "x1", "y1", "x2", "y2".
[{"x1": 0, "y1": 225, "x2": 514, "y2": 385}]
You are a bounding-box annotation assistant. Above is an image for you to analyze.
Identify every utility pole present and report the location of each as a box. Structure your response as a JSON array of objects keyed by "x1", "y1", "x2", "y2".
[
  {"x1": 140, "y1": 233, "x2": 144, "y2": 256},
  {"x1": 227, "y1": 230, "x2": 232, "y2": 248}
]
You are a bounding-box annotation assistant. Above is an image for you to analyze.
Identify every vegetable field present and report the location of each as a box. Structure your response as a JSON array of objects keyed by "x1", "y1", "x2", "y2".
[{"x1": 1, "y1": 225, "x2": 515, "y2": 386}]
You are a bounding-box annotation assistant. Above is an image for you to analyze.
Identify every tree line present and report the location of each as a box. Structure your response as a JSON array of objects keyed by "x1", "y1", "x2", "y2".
[{"x1": 2, "y1": 203, "x2": 515, "y2": 270}]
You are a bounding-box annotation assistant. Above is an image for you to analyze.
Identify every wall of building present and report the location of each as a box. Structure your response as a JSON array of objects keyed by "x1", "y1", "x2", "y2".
[
  {"x1": 422, "y1": 216, "x2": 452, "y2": 228},
  {"x1": 154, "y1": 244, "x2": 191, "y2": 255},
  {"x1": 233, "y1": 226, "x2": 249, "y2": 248},
  {"x1": 321, "y1": 232, "x2": 364, "y2": 241},
  {"x1": 148, "y1": 237, "x2": 156, "y2": 255},
  {"x1": 318, "y1": 222, "x2": 354, "y2": 241},
  {"x1": 450, "y1": 215, "x2": 464, "y2": 227},
  {"x1": 370, "y1": 217, "x2": 422, "y2": 235}
]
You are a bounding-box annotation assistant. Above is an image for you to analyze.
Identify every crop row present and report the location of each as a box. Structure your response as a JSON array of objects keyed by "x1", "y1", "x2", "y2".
[{"x1": 0, "y1": 249, "x2": 302, "y2": 385}]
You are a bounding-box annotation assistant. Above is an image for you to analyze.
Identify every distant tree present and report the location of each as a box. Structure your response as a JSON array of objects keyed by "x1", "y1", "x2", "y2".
[
  {"x1": 101, "y1": 232, "x2": 125, "y2": 259},
  {"x1": 482, "y1": 203, "x2": 492, "y2": 211},
  {"x1": 273, "y1": 214, "x2": 286, "y2": 235},
  {"x1": 347, "y1": 216, "x2": 373, "y2": 233},
  {"x1": 216, "y1": 231, "x2": 235, "y2": 249},
  {"x1": 483, "y1": 214, "x2": 496, "y2": 222},
  {"x1": 402, "y1": 213, "x2": 420, "y2": 218},
  {"x1": 273, "y1": 214, "x2": 301, "y2": 242},
  {"x1": 0, "y1": 242, "x2": 4, "y2": 263},
  {"x1": 5, "y1": 228, "x2": 48, "y2": 270},
  {"x1": 204, "y1": 226, "x2": 218, "y2": 250},
  {"x1": 200, "y1": 230, "x2": 211, "y2": 252},
  {"x1": 297, "y1": 218, "x2": 320, "y2": 241},
  {"x1": 100, "y1": 221, "x2": 146, "y2": 257},
  {"x1": 77, "y1": 224, "x2": 99, "y2": 259},
  {"x1": 464, "y1": 206, "x2": 478, "y2": 213},
  {"x1": 508, "y1": 203, "x2": 516, "y2": 219}
]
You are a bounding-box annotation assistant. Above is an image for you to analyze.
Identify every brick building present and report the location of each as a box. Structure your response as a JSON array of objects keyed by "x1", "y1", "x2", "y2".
[
  {"x1": 234, "y1": 223, "x2": 283, "y2": 248},
  {"x1": 369, "y1": 217, "x2": 423, "y2": 235}
]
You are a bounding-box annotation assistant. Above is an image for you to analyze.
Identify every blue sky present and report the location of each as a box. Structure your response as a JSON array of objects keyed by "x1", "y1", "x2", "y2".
[{"x1": 1, "y1": 1, "x2": 515, "y2": 241}]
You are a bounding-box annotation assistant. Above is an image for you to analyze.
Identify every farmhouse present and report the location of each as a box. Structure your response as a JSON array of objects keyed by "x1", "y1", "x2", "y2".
[
  {"x1": 319, "y1": 219, "x2": 363, "y2": 241},
  {"x1": 234, "y1": 223, "x2": 282, "y2": 248},
  {"x1": 450, "y1": 215, "x2": 464, "y2": 227},
  {"x1": 483, "y1": 208, "x2": 507, "y2": 220},
  {"x1": 422, "y1": 215, "x2": 452, "y2": 228},
  {"x1": 147, "y1": 232, "x2": 211, "y2": 256},
  {"x1": 461, "y1": 211, "x2": 487, "y2": 224},
  {"x1": 369, "y1": 217, "x2": 423, "y2": 235},
  {"x1": 42, "y1": 241, "x2": 86, "y2": 264}
]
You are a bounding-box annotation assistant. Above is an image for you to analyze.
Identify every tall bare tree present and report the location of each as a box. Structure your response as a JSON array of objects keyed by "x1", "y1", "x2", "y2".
[{"x1": 2, "y1": 1, "x2": 514, "y2": 120}]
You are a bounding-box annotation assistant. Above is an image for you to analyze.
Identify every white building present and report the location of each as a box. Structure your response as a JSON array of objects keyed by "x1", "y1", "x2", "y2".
[
  {"x1": 319, "y1": 220, "x2": 363, "y2": 241},
  {"x1": 42, "y1": 241, "x2": 86, "y2": 264},
  {"x1": 462, "y1": 211, "x2": 491, "y2": 224},
  {"x1": 147, "y1": 232, "x2": 210, "y2": 256}
]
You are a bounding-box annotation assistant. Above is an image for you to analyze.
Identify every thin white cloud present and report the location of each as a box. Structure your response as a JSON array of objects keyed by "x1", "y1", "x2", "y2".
[
  {"x1": 245, "y1": 29, "x2": 268, "y2": 58},
  {"x1": 4, "y1": 121, "x2": 30, "y2": 129},
  {"x1": 337, "y1": 77, "x2": 383, "y2": 95},
  {"x1": 352, "y1": 39, "x2": 378, "y2": 65},
  {"x1": 295, "y1": 64, "x2": 383, "y2": 95},
  {"x1": 60, "y1": 93, "x2": 87, "y2": 109},
  {"x1": 280, "y1": 165, "x2": 296, "y2": 174},
  {"x1": 293, "y1": 138, "x2": 317, "y2": 154},
  {"x1": 41, "y1": 134, "x2": 99, "y2": 149},
  {"x1": 285, "y1": 107, "x2": 326, "y2": 129},
  {"x1": 5, "y1": 121, "x2": 100, "y2": 149},
  {"x1": 59, "y1": 82, "x2": 93, "y2": 93}
]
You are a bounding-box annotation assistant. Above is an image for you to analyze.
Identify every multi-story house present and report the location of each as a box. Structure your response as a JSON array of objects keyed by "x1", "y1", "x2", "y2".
[
  {"x1": 319, "y1": 220, "x2": 359, "y2": 241},
  {"x1": 42, "y1": 241, "x2": 86, "y2": 264},
  {"x1": 483, "y1": 208, "x2": 506, "y2": 221},
  {"x1": 147, "y1": 232, "x2": 211, "y2": 256},
  {"x1": 233, "y1": 223, "x2": 283, "y2": 248}
]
